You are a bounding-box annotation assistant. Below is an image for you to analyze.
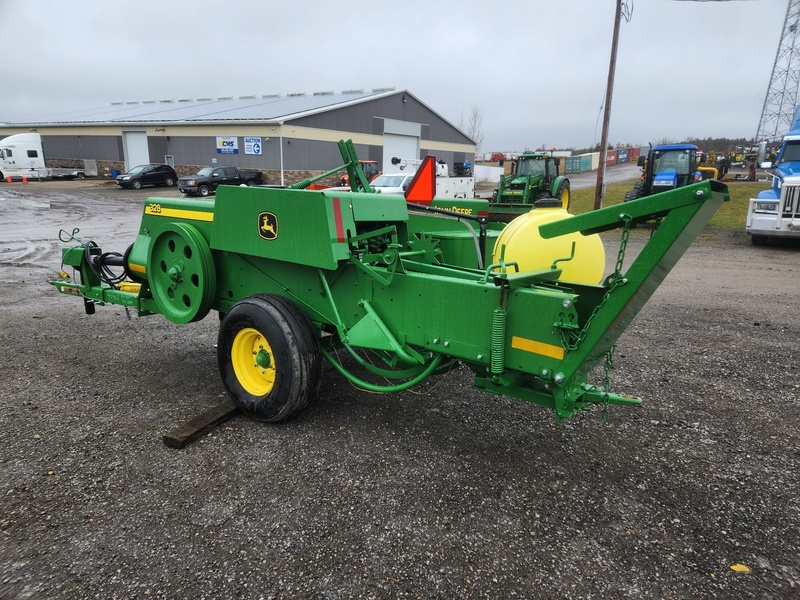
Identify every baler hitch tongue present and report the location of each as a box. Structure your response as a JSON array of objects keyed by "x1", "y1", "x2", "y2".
[
  {"x1": 579, "y1": 385, "x2": 642, "y2": 408},
  {"x1": 50, "y1": 230, "x2": 145, "y2": 317}
]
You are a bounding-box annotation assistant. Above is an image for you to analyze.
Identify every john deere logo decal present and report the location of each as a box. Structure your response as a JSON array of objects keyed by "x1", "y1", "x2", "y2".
[{"x1": 258, "y1": 212, "x2": 278, "y2": 240}]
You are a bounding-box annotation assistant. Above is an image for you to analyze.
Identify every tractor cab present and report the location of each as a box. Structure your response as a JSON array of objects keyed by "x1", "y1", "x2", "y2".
[
  {"x1": 514, "y1": 153, "x2": 559, "y2": 183},
  {"x1": 625, "y1": 143, "x2": 703, "y2": 201},
  {"x1": 650, "y1": 146, "x2": 698, "y2": 192},
  {"x1": 493, "y1": 151, "x2": 570, "y2": 210}
]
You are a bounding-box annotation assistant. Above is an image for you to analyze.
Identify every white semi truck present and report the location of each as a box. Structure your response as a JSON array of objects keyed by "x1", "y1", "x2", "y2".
[
  {"x1": 746, "y1": 109, "x2": 800, "y2": 246},
  {"x1": 0, "y1": 133, "x2": 93, "y2": 181}
]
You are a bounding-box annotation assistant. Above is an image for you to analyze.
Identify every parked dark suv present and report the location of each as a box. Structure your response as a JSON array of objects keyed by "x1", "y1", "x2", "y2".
[{"x1": 116, "y1": 164, "x2": 178, "y2": 189}]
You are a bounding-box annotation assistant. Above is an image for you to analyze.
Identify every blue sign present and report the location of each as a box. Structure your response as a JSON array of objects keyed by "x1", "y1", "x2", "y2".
[{"x1": 245, "y1": 136, "x2": 262, "y2": 156}]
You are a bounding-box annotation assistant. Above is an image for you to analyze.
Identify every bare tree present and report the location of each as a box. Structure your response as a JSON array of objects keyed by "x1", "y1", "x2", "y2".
[{"x1": 465, "y1": 104, "x2": 484, "y2": 154}]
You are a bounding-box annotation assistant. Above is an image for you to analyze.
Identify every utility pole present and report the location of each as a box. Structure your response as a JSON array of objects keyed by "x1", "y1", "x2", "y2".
[{"x1": 594, "y1": 0, "x2": 624, "y2": 210}]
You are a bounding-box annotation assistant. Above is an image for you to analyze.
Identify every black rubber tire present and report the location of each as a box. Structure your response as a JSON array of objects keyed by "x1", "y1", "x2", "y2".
[
  {"x1": 624, "y1": 180, "x2": 646, "y2": 202},
  {"x1": 132, "y1": 179, "x2": 142, "y2": 190},
  {"x1": 76, "y1": 172, "x2": 85, "y2": 179},
  {"x1": 164, "y1": 177, "x2": 175, "y2": 187},
  {"x1": 751, "y1": 235, "x2": 768, "y2": 247},
  {"x1": 198, "y1": 184, "x2": 211, "y2": 197},
  {"x1": 218, "y1": 294, "x2": 321, "y2": 422},
  {"x1": 555, "y1": 180, "x2": 571, "y2": 211}
]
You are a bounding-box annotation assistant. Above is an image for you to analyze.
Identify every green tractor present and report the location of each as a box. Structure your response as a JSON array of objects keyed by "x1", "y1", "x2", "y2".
[{"x1": 491, "y1": 151, "x2": 570, "y2": 217}]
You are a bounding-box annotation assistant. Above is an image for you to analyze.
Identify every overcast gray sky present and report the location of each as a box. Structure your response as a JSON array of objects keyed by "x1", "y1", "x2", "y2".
[{"x1": 0, "y1": 0, "x2": 784, "y2": 152}]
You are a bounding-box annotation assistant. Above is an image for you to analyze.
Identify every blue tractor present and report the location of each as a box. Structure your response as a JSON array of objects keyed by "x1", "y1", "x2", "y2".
[{"x1": 625, "y1": 143, "x2": 706, "y2": 201}]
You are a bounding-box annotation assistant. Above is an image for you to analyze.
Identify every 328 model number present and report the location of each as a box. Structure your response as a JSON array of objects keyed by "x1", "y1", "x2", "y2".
[{"x1": 146, "y1": 203, "x2": 162, "y2": 214}]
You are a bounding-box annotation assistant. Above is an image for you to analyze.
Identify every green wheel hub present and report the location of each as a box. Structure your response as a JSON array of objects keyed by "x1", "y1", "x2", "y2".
[{"x1": 147, "y1": 222, "x2": 216, "y2": 324}]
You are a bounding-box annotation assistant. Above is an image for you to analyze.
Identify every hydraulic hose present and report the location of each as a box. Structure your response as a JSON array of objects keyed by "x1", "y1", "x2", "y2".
[{"x1": 321, "y1": 347, "x2": 443, "y2": 393}]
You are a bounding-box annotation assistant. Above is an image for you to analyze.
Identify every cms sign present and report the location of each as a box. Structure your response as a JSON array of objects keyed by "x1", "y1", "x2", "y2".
[{"x1": 216, "y1": 136, "x2": 239, "y2": 154}]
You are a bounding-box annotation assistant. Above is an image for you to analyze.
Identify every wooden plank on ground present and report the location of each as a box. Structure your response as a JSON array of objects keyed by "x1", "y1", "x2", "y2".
[{"x1": 163, "y1": 399, "x2": 240, "y2": 449}]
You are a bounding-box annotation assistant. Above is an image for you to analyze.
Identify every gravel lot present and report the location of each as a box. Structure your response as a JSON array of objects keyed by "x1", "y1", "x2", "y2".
[{"x1": 1, "y1": 180, "x2": 799, "y2": 599}]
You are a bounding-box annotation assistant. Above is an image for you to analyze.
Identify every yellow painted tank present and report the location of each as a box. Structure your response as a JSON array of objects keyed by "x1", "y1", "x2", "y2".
[{"x1": 491, "y1": 199, "x2": 605, "y2": 284}]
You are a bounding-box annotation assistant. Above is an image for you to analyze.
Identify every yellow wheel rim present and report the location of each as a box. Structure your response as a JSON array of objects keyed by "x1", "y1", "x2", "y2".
[
  {"x1": 231, "y1": 327, "x2": 276, "y2": 396},
  {"x1": 561, "y1": 188, "x2": 570, "y2": 210}
]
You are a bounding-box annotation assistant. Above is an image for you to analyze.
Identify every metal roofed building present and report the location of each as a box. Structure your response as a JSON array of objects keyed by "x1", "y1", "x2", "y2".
[{"x1": 0, "y1": 89, "x2": 476, "y2": 184}]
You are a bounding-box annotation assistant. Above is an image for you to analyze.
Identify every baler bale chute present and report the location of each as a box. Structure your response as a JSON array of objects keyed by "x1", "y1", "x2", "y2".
[{"x1": 51, "y1": 141, "x2": 730, "y2": 425}]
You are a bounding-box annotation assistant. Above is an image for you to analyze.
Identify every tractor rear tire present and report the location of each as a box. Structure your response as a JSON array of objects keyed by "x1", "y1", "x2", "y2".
[
  {"x1": 218, "y1": 294, "x2": 321, "y2": 422},
  {"x1": 555, "y1": 180, "x2": 571, "y2": 211},
  {"x1": 624, "y1": 181, "x2": 646, "y2": 202}
]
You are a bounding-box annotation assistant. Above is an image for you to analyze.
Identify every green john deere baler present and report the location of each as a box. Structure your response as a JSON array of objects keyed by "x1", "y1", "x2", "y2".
[{"x1": 51, "y1": 143, "x2": 729, "y2": 424}]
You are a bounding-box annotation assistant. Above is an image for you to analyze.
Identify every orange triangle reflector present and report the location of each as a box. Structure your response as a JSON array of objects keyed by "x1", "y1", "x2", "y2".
[{"x1": 404, "y1": 155, "x2": 436, "y2": 205}]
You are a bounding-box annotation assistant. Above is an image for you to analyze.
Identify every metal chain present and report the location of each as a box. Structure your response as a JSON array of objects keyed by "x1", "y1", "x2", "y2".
[
  {"x1": 612, "y1": 214, "x2": 632, "y2": 283},
  {"x1": 560, "y1": 214, "x2": 632, "y2": 351}
]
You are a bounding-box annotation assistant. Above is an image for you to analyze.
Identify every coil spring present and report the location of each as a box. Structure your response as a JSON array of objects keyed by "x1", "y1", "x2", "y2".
[{"x1": 490, "y1": 307, "x2": 507, "y2": 375}]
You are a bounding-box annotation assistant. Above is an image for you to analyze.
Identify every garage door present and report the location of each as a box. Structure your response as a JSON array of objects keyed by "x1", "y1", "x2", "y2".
[
  {"x1": 383, "y1": 133, "x2": 419, "y2": 171},
  {"x1": 122, "y1": 131, "x2": 150, "y2": 171}
]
